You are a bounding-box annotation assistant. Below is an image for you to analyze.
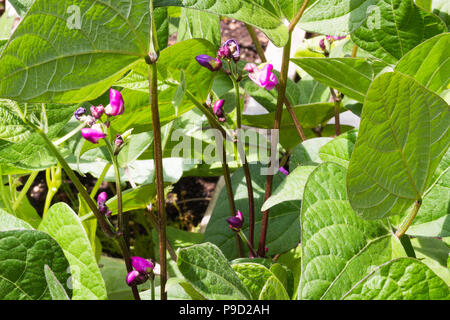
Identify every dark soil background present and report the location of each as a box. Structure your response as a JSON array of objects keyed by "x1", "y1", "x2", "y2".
[{"x1": 22, "y1": 19, "x2": 268, "y2": 232}]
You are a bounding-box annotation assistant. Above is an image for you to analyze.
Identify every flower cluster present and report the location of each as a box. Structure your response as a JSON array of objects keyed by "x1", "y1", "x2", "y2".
[
  {"x1": 126, "y1": 256, "x2": 155, "y2": 287},
  {"x1": 75, "y1": 88, "x2": 125, "y2": 144}
]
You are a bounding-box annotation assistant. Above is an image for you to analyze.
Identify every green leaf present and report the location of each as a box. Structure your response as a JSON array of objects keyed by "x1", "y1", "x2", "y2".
[
  {"x1": 178, "y1": 8, "x2": 221, "y2": 47},
  {"x1": 44, "y1": 265, "x2": 70, "y2": 300},
  {"x1": 154, "y1": 0, "x2": 289, "y2": 47},
  {"x1": 0, "y1": 229, "x2": 71, "y2": 300},
  {"x1": 232, "y1": 262, "x2": 273, "y2": 300},
  {"x1": 290, "y1": 137, "x2": 333, "y2": 167},
  {"x1": 141, "y1": 278, "x2": 199, "y2": 300},
  {"x1": 432, "y1": 0, "x2": 450, "y2": 29},
  {"x1": 0, "y1": 104, "x2": 75, "y2": 170},
  {"x1": 261, "y1": 165, "x2": 315, "y2": 211},
  {"x1": 298, "y1": 0, "x2": 379, "y2": 35},
  {"x1": 343, "y1": 258, "x2": 450, "y2": 300},
  {"x1": 347, "y1": 72, "x2": 450, "y2": 219},
  {"x1": 0, "y1": 208, "x2": 33, "y2": 231},
  {"x1": 7, "y1": 0, "x2": 34, "y2": 17},
  {"x1": 39, "y1": 202, "x2": 107, "y2": 300},
  {"x1": 291, "y1": 58, "x2": 389, "y2": 102},
  {"x1": 204, "y1": 164, "x2": 301, "y2": 259},
  {"x1": 351, "y1": 0, "x2": 447, "y2": 64},
  {"x1": 300, "y1": 162, "x2": 400, "y2": 300},
  {"x1": 395, "y1": 33, "x2": 450, "y2": 95},
  {"x1": 0, "y1": 99, "x2": 33, "y2": 143},
  {"x1": 0, "y1": 0, "x2": 152, "y2": 102},
  {"x1": 276, "y1": 245, "x2": 302, "y2": 299},
  {"x1": 176, "y1": 243, "x2": 251, "y2": 300},
  {"x1": 319, "y1": 129, "x2": 358, "y2": 167},
  {"x1": 259, "y1": 275, "x2": 290, "y2": 300}
]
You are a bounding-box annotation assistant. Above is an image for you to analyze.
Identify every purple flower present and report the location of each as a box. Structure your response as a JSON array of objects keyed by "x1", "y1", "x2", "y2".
[
  {"x1": 218, "y1": 39, "x2": 240, "y2": 62},
  {"x1": 278, "y1": 167, "x2": 289, "y2": 176},
  {"x1": 74, "y1": 107, "x2": 86, "y2": 120},
  {"x1": 213, "y1": 99, "x2": 226, "y2": 122},
  {"x1": 105, "y1": 89, "x2": 124, "y2": 116},
  {"x1": 248, "y1": 63, "x2": 278, "y2": 91},
  {"x1": 195, "y1": 54, "x2": 222, "y2": 71},
  {"x1": 227, "y1": 210, "x2": 244, "y2": 232},
  {"x1": 97, "y1": 191, "x2": 112, "y2": 216},
  {"x1": 326, "y1": 35, "x2": 347, "y2": 41},
  {"x1": 131, "y1": 256, "x2": 155, "y2": 274},
  {"x1": 90, "y1": 105, "x2": 105, "y2": 119},
  {"x1": 319, "y1": 38, "x2": 326, "y2": 51},
  {"x1": 126, "y1": 270, "x2": 148, "y2": 287},
  {"x1": 81, "y1": 124, "x2": 105, "y2": 144},
  {"x1": 244, "y1": 63, "x2": 257, "y2": 73}
]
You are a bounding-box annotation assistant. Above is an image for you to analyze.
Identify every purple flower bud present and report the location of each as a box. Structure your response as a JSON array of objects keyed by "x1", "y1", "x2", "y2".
[
  {"x1": 244, "y1": 63, "x2": 257, "y2": 73},
  {"x1": 278, "y1": 167, "x2": 289, "y2": 176},
  {"x1": 217, "y1": 45, "x2": 230, "y2": 59},
  {"x1": 248, "y1": 63, "x2": 278, "y2": 91},
  {"x1": 114, "y1": 134, "x2": 123, "y2": 148},
  {"x1": 219, "y1": 39, "x2": 240, "y2": 62},
  {"x1": 90, "y1": 105, "x2": 105, "y2": 119},
  {"x1": 131, "y1": 256, "x2": 155, "y2": 274},
  {"x1": 126, "y1": 270, "x2": 149, "y2": 286},
  {"x1": 105, "y1": 89, "x2": 124, "y2": 116},
  {"x1": 74, "y1": 107, "x2": 86, "y2": 120},
  {"x1": 319, "y1": 38, "x2": 326, "y2": 51},
  {"x1": 97, "y1": 192, "x2": 112, "y2": 216},
  {"x1": 226, "y1": 210, "x2": 244, "y2": 232},
  {"x1": 213, "y1": 99, "x2": 226, "y2": 122},
  {"x1": 81, "y1": 124, "x2": 105, "y2": 144},
  {"x1": 195, "y1": 55, "x2": 222, "y2": 71}
]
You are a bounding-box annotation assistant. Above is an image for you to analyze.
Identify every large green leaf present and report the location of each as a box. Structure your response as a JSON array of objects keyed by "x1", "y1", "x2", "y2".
[
  {"x1": 7, "y1": 0, "x2": 34, "y2": 17},
  {"x1": 259, "y1": 275, "x2": 290, "y2": 300},
  {"x1": 0, "y1": 208, "x2": 33, "y2": 231},
  {"x1": 39, "y1": 202, "x2": 107, "y2": 300},
  {"x1": 44, "y1": 265, "x2": 71, "y2": 300},
  {"x1": 318, "y1": 129, "x2": 358, "y2": 168},
  {"x1": 0, "y1": 229, "x2": 71, "y2": 300},
  {"x1": 0, "y1": 0, "x2": 151, "y2": 102},
  {"x1": 154, "y1": 0, "x2": 289, "y2": 47},
  {"x1": 343, "y1": 258, "x2": 450, "y2": 300},
  {"x1": 231, "y1": 262, "x2": 273, "y2": 300},
  {"x1": 395, "y1": 33, "x2": 450, "y2": 95},
  {"x1": 178, "y1": 8, "x2": 221, "y2": 47},
  {"x1": 204, "y1": 164, "x2": 301, "y2": 259},
  {"x1": 261, "y1": 165, "x2": 316, "y2": 211},
  {"x1": 176, "y1": 243, "x2": 251, "y2": 300},
  {"x1": 298, "y1": 0, "x2": 379, "y2": 35},
  {"x1": 347, "y1": 72, "x2": 450, "y2": 220},
  {"x1": 351, "y1": 0, "x2": 447, "y2": 64},
  {"x1": 290, "y1": 137, "x2": 333, "y2": 167},
  {"x1": 0, "y1": 103, "x2": 75, "y2": 170},
  {"x1": 300, "y1": 162, "x2": 403, "y2": 300},
  {"x1": 291, "y1": 58, "x2": 389, "y2": 102}
]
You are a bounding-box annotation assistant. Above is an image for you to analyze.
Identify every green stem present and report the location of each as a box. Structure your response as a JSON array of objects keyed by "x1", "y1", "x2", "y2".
[
  {"x1": 0, "y1": 166, "x2": 13, "y2": 213},
  {"x1": 288, "y1": 0, "x2": 310, "y2": 33},
  {"x1": 90, "y1": 163, "x2": 112, "y2": 198},
  {"x1": 395, "y1": 200, "x2": 422, "y2": 239},
  {"x1": 329, "y1": 88, "x2": 341, "y2": 136},
  {"x1": 150, "y1": 277, "x2": 155, "y2": 300},
  {"x1": 13, "y1": 171, "x2": 39, "y2": 211},
  {"x1": 245, "y1": 24, "x2": 267, "y2": 63},
  {"x1": 27, "y1": 121, "x2": 116, "y2": 238},
  {"x1": 53, "y1": 122, "x2": 86, "y2": 146},
  {"x1": 238, "y1": 230, "x2": 257, "y2": 258}
]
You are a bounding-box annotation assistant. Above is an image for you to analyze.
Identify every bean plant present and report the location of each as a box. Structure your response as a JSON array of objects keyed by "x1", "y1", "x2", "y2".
[{"x1": 0, "y1": 0, "x2": 448, "y2": 301}]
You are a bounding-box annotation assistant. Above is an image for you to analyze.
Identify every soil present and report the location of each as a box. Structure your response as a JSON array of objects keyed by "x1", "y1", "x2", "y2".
[{"x1": 22, "y1": 18, "x2": 265, "y2": 231}]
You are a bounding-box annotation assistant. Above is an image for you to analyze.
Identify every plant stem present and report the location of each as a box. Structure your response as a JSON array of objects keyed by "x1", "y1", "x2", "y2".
[
  {"x1": 13, "y1": 171, "x2": 39, "y2": 211},
  {"x1": 329, "y1": 88, "x2": 341, "y2": 136},
  {"x1": 351, "y1": 45, "x2": 358, "y2": 58},
  {"x1": 147, "y1": 61, "x2": 168, "y2": 300},
  {"x1": 258, "y1": 35, "x2": 292, "y2": 257},
  {"x1": 288, "y1": 0, "x2": 310, "y2": 33},
  {"x1": 90, "y1": 163, "x2": 112, "y2": 198},
  {"x1": 104, "y1": 137, "x2": 141, "y2": 301},
  {"x1": 238, "y1": 230, "x2": 257, "y2": 258},
  {"x1": 146, "y1": 207, "x2": 178, "y2": 262},
  {"x1": 150, "y1": 277, "x2": 155, "y2": 300},
  {"x1": 395, "y1": 200, "x2": 422, "y2": 239},
  {"x1": 27, "y1": 122, "x2": 116, "y2": 238},
  {"x1": 231, "y1": 77, "x2": 256, "y2": 254},
  {"x1": 0, "y1": 166, "x2": 13, "y2": 213},
  {"x1": 245, "y1": 24, "x2": 267, "y2": 63},
  {"x1": 284, "y1": 97, "x2": 307, "y2": 141},
  {"x1": 186, "y1": 91, "x2": 243, "y2": 257},
  {"x1": 53, "y1": 122, "x2": 86, "y2": 146}
]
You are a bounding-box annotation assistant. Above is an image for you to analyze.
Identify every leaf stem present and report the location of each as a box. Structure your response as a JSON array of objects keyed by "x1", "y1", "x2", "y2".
[
  {"x1": 238, "y1": 230, "x2": 257, "y2": 258},
  {"x1": 288, "y1": 0, "x2": 310, "y2": 33},
  {"x1": 13, "y1": 171, "x2": 39, "y2": 211},
  {"x1": 395, "y1": 200, "x2": 422, "y2": 239},
  {"x1": 329, "y1": 88, "x2": 341, "y2": 136},
  {"x1": 245, "y1": 24, "x2": 267, "y2": 63}
]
